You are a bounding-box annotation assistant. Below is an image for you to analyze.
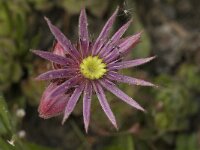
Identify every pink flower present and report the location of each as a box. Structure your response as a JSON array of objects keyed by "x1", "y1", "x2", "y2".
[{"x1": 32, "y1": 7, "x2": 156, "y2": 132}]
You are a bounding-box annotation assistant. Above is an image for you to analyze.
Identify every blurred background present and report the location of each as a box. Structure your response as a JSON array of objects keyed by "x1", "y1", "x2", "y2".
[{"x1": 0, "y1": 0, "x2": 200, "y2": 149}]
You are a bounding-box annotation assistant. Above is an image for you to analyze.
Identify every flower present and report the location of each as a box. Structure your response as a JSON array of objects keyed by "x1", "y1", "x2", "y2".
[{"x1": 32, "y1": 7, "x2": 156, "y2": 132}]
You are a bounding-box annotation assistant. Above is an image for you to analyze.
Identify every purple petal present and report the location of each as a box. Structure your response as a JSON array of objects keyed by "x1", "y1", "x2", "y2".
[
  {"x1": 92, "y1": 81, "x2": 118, "y2": 129},
  {"x1": 110, "y1": 19, "x2": 132, "y2": 44},
  {"x1": 35, "y1": 69, "x2": 74, "y2": 80},
  {"x1": 104, "y1": 32, "x2": 141, "y2": 63},
  {"x1": 79, "y1": 8, "x2": 89, "y2": 57},
  {"x1": 62, "y1": 83, "x2": 84, "y2": 124},
  {"x1": 92, "y1": 7, "x2": 119, "y2": 55},
  {"x1": 100, "y1": 79, "x2": 145, "y2": 111},
  {"x1": 44, "y1": 17, "x2": 80, "y2": 59},
  {"x1": 31, "y1": 50, "x2": 70, "y2": 65},
  {"x1": 49, "y1": 76, "x2": 79, "y2": 98},
  {"x1": 118, "y1": 32, "x2": 141, "y2": 54},
  {"x1": 83, "y1": 82, "x2": 92, "y2": 132},
  {"x1": 99, "y1": 19, "x2": 132, "y2": 57},
  {"x1": 108, "y1": 56, "x2": 156, "y2": 69},
  {"x1": 38, "y1": 83, "x2": 69, "y2": 119},
  {"x1": 107, "y1": 72, "x2": 156, "y2": 87},
  {"x1": 116, "y1": 36, "x2": 131, "y2": 45}
]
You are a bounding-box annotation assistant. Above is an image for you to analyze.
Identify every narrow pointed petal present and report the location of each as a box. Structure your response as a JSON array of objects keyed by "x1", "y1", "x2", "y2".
[
  {"x1": 116, "y1": 36, "x2": 131, "y2": 45},
  {"x1": 79, "y1": 8, "x2": 89, "y2": 56},
  {"x1": 92, "y1": 7, "x2": 119, "y2": 55},
  {"x1": 38, "y1": 83, "x2": 69, "y2": 119},
  {"x1": 83, "y1": 82, "x2": 92, "y2": 132},
  {"x1": 31, "y1": 50, "x2": 70, "y2": 65},
  {"x1": 105, "y1": 32, "x2": 141, "y2": 63},
  {"x1": 35, "y1": 69, "x2": 74, "y2": 80},
  {"x1": 62, "y1": 84, "x2": 84, "y2": 124},
  {"x1": 100, "y1": 79, "x2": 145, "y2": 111},
  {"x1": 118, "y1": 32, "x2": 141, "y2": 54},
  {"x1": 108, "y1": 56, "x2": 156, "y2": 69},
  {"x1": 93, "y1": 82, "x2": 118, "y2": 129},
  {"x1": 99, "y1": 19, "x2": 132, "y2": 57},
  {"x1": 107, "y1": 72, "x2": 156, "y2": 87},
  {"x1": 44, "y1": 17, "x2": 80, "y2": 58},
  {"x1": 49, "y1": 76, "x2": 79, "y2": 98},
  {"x1": 110, "y1": 19, "x2": 132, "y2": 44}
]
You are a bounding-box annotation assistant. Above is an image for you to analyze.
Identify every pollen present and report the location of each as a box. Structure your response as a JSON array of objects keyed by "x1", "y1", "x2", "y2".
[{"x1": 80, "y1": 56, "x2": 107, "y2": 80}]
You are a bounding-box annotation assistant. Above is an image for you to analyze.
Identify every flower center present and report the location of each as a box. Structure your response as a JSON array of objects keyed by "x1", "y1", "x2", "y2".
[{"x1": 80, "y1": 56, "x2": 107, "y2": 80}]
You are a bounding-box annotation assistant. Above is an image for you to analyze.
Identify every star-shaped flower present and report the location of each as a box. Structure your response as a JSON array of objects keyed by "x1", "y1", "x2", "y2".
[{"x1": 32, "y1": 7, "x2": 156, "y2": 132}]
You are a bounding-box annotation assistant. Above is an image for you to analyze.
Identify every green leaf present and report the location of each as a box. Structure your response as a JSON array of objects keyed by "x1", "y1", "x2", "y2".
[
  {"x1": 87, "y1": 0, "x2": 109, "y2": 17},
  {"x1": 0, "y1": 95, "x2": 13, "y2": 134},
  {"x1": 24, "y1": 142, "x2": 56, "y2": 150},
  {"x1": 59, "y1": 0, "x2": 86, "y2": 15},
  {"x1": 0, "y1": 120, "x2": 7, "y2": 134},
  {"x1": 0, "y1": 137, "x2": 16, "y2": 150},
  {"x1": 176, "y1": 134, "x2": 198, "y2": 150},
  {"x1": 177, "y1": 63, "x2": 200, "y2": 91},
  {"x1": 11, "y1": 63, "x2": 22, "y2": 83},
  {"x1": 104, "y1": 135, "x2": 135, "y2": 150},
  {"x1": 59, "y1": 0, "x2": 108, "y2": 17}
]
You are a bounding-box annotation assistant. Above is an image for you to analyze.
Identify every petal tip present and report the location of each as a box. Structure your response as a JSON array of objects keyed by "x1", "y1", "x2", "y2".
[
  {"x1": 30, "y1": 49, "x2": 44, "y2": 56},
  {"x1": 62, "y1": 116, "x2": 67, "y2": 125},
  {"x1": 139, "y1": 106, "x2": 146, "y2": 112},
  {"x1": 112, "y1": 6, "x2": 119, "y2": 16},
  {"x1": 127, "y1": 18, "x2": 133, "y2": 24},
  {"x1": 150, "y1": 55, "x2": 157, "y2": 61},
  {"x1": 44, "y1": 16, "x2": 49, "y2": 22},
  {"x1": 113, "y1": 123, "x2": 118, "y2": 130},
  {"x1": 135, "y1": 32, "x2": 142, "y2": 38},
  {"x1": 84, "y1": 120, "x2": 90, "y2": 133},
  {"x1": 146, "y1": 82, "x2": 157, "y2": 87},
  {"x1": 81, "y1": 7, "x2": 86, "y2": 13},
  {"x1": 115, "y1": 6, "x2": 120, "y2": 12},
  {"x1": 154, "y1": 84, "x2": 160, "y2": 89},
  {"x1": 84, "y1": 125, "x2": 89, "y2": 133},
  {"x1": 44, "y1": 16, "x2": 53, "y2": 28},
  {"x1": 35, "y1": 75, "x2": 47, "y2": 81},
  {"x1": 34, "y1": 76, "x2": 41, "y2": 81},
  {"x1": 30, "y1": 49, "x2": 37, "y2": 54},
  {"x1": 138, "y1": 30, "x2": 143, "y2": 35},
  {"x1": 62, "y1": 111, "x2": 71, "y2": 125}
]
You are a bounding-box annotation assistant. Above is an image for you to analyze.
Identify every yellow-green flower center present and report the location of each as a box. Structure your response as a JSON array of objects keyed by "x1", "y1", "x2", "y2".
[{"x1": 80, "y1": 56, "x2": 107, "y2": 80}]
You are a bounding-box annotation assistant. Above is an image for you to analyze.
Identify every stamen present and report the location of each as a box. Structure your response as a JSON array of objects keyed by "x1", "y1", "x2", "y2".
[{"x1": 80, "y1": 56, "x2": 107, "y2": 80}]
